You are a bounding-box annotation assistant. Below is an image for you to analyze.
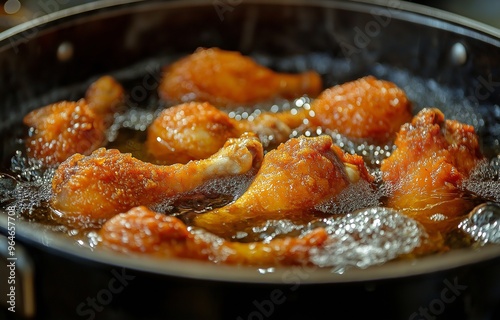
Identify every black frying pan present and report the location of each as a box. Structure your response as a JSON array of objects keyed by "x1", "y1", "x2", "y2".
[{"x1": 1, "y1": 1, "x2": 500, "y2": 319}]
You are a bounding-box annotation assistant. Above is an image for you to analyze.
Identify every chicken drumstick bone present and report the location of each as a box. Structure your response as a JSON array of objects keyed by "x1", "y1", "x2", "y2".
[{"x1": 50, "y1": 133, "x2": 263, "y2": 227}]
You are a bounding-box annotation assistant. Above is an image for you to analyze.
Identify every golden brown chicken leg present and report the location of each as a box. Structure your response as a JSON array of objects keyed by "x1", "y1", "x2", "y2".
[
  {"x1": 50, "y1": 133, "x2": 263, "y2": 227},
  {"x1": 380, "y1": 108, "x2": 484, "y2": 234},
  {"x1": 99, "y1": 205, "x2": 428, "y2": 266},
  {"x1": 254, "y1": 75, "x2": 413, "y2": 145},
  {"x1": 99, "y1": 206, "x2": 328, "y2": 266},
  {"x1": 304, "y1": 75, "x2": 413, "y2": 144},
  {"x1": 158, "y1": 47, "x2": 323, "y2": 107},
  {"x1": 193, "y1": 135, "x2": 374, "y2": 238},
  {"x1": 84, "y1": 75, "x2": 126, "y2": 121},
  {"x1": 271, "y1": 75, "x2": 413, "y2": 144},
  {"x1": 23, "y1": 75, "x2": 125, "y2": 165},
  {"x1": 146, "y1": 102, "x2": 292, "y2": 164}
]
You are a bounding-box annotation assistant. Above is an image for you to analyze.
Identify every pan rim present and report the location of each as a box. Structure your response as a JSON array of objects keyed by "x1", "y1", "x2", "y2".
[
  {"x1": 1, "y1": 0, "x2": 500, "y2": 46},
  {"x1": 2, "y1": 213, "x2": 500, "y2": 284}
]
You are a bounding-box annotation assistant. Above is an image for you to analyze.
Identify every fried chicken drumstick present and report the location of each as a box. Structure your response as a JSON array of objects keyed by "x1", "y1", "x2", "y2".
[
  {"x1": 193, "y1": 135, "x2": 374, "y2": 238},
  {"x1": 146, "y1": 102, "x2": 292, "y2": 164},
  {"x1": 147, "y1": 76, "x2": 412, "y2": 164},
  {"x1": 50, "y1": 133, "x2": 263, "y2": 227},
  {"x1": 99, "y1": 206, "x2": 329, "y2": 266},
  {"x1": 381, "y1": 108, "x2": 484, "y2": 234},
  {"x1": 306, "y1": 75, "x2": 412, "y2": 143},
  {"x1": 158, "y1": 47, "x2": 323, "y2": 107},
  {"x1": 23, "y1": 75, "x2": 125, "y2": 165}
]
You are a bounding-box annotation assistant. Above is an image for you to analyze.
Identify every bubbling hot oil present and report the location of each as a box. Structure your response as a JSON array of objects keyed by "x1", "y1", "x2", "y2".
[{"x1": 1, "y1": 58, "x2": 499, "y2": 268}]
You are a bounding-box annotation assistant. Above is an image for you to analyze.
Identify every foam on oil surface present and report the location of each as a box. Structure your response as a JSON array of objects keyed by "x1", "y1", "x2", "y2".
[
  {"x1": 307, "y1": 207, "x2": 426, "y2": 270},
  {"x1": 0, "y1": 151, "x2": 54, "y2": 220},
  {"x1": 461, "y1": 156, "x2": 500, "y2": 203},
  {"x1": 459, "y1": 202, "x2": 500, "y2": 245},
  {"x1": 314, "y1": 179, "x2": 382, "y2": 215}
]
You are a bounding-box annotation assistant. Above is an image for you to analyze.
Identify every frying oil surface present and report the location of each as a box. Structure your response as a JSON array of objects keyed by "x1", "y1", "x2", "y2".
[{"x1": 1, "y1": 54, "x2": 499, "y2": 270}]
